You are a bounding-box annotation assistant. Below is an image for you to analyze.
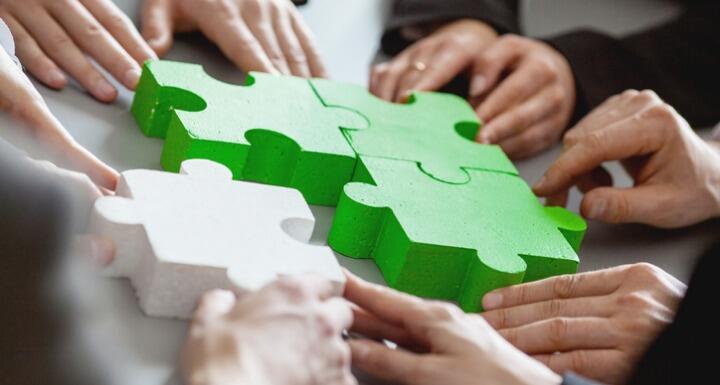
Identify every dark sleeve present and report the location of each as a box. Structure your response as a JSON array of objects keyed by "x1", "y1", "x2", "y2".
[
  {"x1": 382, "y1": 0, "x2": 520, "y2": 55},
  {"x1": 623, "y1": 241, "x2": 718, "y2": 385},
  {"x1": 0, "y1": 140, "x2": 103, "y2": 385},
  {"x1": 546, "y1": 0, "x2": 720, "y2": 127}
]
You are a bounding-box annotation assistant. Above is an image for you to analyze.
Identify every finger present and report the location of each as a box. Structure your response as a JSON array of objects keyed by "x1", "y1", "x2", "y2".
[
  {"x1": 193, "y1": 290, "x2": 236, "y2": 324},
  {"x1": 580, "y1": 184, "x2": 672, "y2": 225},
  {"x1": 16, "y1": 7, "x2": 117, "y2": 101},
  {"x1": 372, "y1": 56, "x2": 410, "y2": 101},
  {"x1": 195, "y1": 5, "x2": 277, "y2": 74},
  {"x1": 343, "y1": 271, "x2": 426, "y2": 326},
  {"x1": 263, "y1": 274, "x2": 339, "y2": 305},
  {"x1": 243, "y1": 3, "x2": 290, "y2": 74},
  {"x1": 482, "y1": 268, "x2": 627, "y2": 310},
  {"x1": 318, "y1": 297, "x2": 354, "y2": 335},
  {"x1": 496, "y1": 114, "x2": 565, "y2": 159},
  {"x1": 289, "y1": 7, "x2": 326, "y2": 77},
  {"x1": 534, "y1": 350, "x2": 625, "y2": 381},
  {"x1": 469, "y1": 35, "x2": 524, "y2": 97},
  {"x1": 533, "y1": 116, "x2": 666, "y2": 197},
  {"x1": 13, "y1": 90, "x2": 118, "y2": 189},
  {"x1": 500, "y1": 317, "x2": 616, "y2": 354},
  {"x1": 141, "y1": 0, "x2": 174, "y2": 56},
  {"x1": 81, "y1": 0, "x2": 157, "y2": 64},
  {"x1": 350, "y1": 305, "x2": 414, "y2": 346},
  {"x1": 480, "y1": 85, "x2": 563, "y2": 144},
  {"x1": 2, "y1": 14, "x2": 67, "y2": 89},
  {"x1": 393, "y1": 45, "x2": 439, "y2": 102},
  {"x1": 273, "y1": 5, "x2": 309, "y2": 77},
  {"x1": 47, "y1": 1, "x2": 142, "y2": 89},
  {"x1": 476, "y1": 60, "x2": 554, "y2": 124},
  {"x1": 72, "y1": 234, "x2": 115, "y2": 266},
  {"x1": 408, "y1": 45, "x2": 474, "y2": 97},
  {"x1": 349, "y1": 339, "x2": 427, "y2": 385},
  {"x1": 483, "y1": 296, "x2": 614, "y2": 330}
]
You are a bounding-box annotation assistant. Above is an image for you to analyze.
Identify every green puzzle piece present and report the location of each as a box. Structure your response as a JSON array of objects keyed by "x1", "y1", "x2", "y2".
[
  {"x1": 328, "y1": 156, "x2": 586, "y2": 312},
  {"x1": 310, "y1": 78, "x2": 518, "y2": 184},
  {"x1": 131, "y1": 60, "x2": 365, "y2": 205}
]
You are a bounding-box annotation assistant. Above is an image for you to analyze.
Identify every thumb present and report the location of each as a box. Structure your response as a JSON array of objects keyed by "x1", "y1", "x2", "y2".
[
  {"x1": 580, "y1": 185, "x2": 664, "y2": 225},
  {"x1": 141, "y1": 0, "x2": 174, "y2": 56}
]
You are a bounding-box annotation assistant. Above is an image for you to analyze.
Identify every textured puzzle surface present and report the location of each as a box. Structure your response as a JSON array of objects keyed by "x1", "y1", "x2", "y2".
[
  {"x1": 328, "y1": 156, "x2": 586, "y2": 312},
  {"x1": 91, "y1": 159, "x2": 344, "y2": 319},
  {"x1": 129, "y1": 60, "x2": 586, "y2": 313},
  {"x1": 131, "y1": 60, "x2": 365, "y2": 205},
  {"x1": 311, "y1": 79, "x2": 518, "y2": 184}
]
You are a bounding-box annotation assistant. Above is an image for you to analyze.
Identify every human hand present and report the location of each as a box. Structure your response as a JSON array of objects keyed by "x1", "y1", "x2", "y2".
[
  {"x1": 534, "y1": 90, "x2": 720, "y2": 228},
  {"x1": 471, "y1": 35, "x2": 575, "y2": 158},
  {"x1": 0, "y1": 0, "x2": 156, "y2": 102},
  {"x1": 482, "y1": 263, "x2": 685, "y2": 384},
  {"x1": 183, "y1": 276, "x2": 355, "y2": 385},
  {"x1": 142, "y1": 0, "x2": 326, "y2": 77},
  {"x1": 1, "y1": 48, "x2": 118, "y2": 189},
  {"x1": 370, "y1": 19, "x2": 497, "y2": 102},
  {"x1": 344, "y1": 272, "x2": 561, "y2": 385}
]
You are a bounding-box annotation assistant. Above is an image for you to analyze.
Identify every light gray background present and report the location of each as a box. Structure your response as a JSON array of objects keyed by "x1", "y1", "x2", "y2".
[{"x1": 8, "y1": 1, "x2": 718, "y2": 384}]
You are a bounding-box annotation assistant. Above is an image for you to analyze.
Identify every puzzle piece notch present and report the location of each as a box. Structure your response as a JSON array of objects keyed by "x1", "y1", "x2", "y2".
[
  {"x1": 91, "y1": 159, "x2": 345, "y2": 319},
  {"x1": 310, "y1": 78, "x2": 518, "y2": 184},
  {"x1": 131, "y1": 60, "x2": 367, "y2": 205},
  {"x1": 328, "y1": 156, "x2": 585, "y2": 312}
]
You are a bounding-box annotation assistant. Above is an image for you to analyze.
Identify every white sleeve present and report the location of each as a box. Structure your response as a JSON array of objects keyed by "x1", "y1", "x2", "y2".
[{"x1": 0, "y1": 17, "x2": 21, "y2": 69}]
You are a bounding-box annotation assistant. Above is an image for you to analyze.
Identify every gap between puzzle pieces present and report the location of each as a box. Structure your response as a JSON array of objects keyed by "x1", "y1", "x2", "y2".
[{"x1": 131, "y1": 60, "x2": 518, "y2": 207}]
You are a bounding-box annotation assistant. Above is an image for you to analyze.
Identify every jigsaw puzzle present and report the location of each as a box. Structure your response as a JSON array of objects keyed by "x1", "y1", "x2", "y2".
[
  {"x1": 328, "y1": 156, "x2": 586, "y2": 312},
  {"x1": 127, "y1": 60, "x2": 586, "y2": 313},
  {"x1": 91, "y1": 159, "x2": 345, "y2": 319},
  {"x1": 310, "y1": 78, "x2": 518, "y2": 184},
  {"x1": 131, "y1": 60, "x2": 365, "y2": 205}
]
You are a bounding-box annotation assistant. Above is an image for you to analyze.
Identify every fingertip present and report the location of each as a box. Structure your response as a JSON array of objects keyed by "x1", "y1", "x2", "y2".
[
  {"x1": 44, "y1": 69, "x2": 68, "y2": 90},
  {"x1": 482, "y1": 291, "x2": 503, "y2": 310},
  {"x1": 348, "y1": 339, "x2": 372, "y2": 363}
]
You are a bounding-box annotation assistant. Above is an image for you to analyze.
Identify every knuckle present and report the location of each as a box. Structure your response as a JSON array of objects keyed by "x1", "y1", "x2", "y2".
[
  {"x1": 627, "y1": 263, "x2": 666, "y2": 285},
  {"x1": 273, "y1": 276, "x2": 310, "y2": 300},
  {"x1": 570, "y1": 350, "x2": 591, "y2": 373},
  {"x1": 547, "y1": 318, "x2": 569, "y2": 346},
  {"x1": 49, "y1": 33, "x2": 73, "y2": 49},
  {"x1": 552, "y1": 274, "x2": 579, "y2": 299},
  {"x1": 82, "y1": 22, "x2": 105, "y2": 40},
  {"x1": 636, "y1": 89, "x2": 661, "y2": 104},
  {"x1": 549, "y1": 86, "x2": 566, "y2": 106},
  {"x1": 426, "y1": 302, "x2": 461, "y2": 321},
  {"x1": 501, "y1": 34, "x2": 526, "y2": 49},
  {"x1": 643, "y1": 103, "x2": 677, "y2": 123},
  {"x1": 617, "y1": 292, "x2": 653, "y2": 311},
  {"x1": 545, "y1": 299, "x2": 563, "y2": 317},
  {"x1": 313, "y1": 311, "x2": 336, "y2": 335},
  {"x1": 106, "y1": 13, "x2": 130, "y2": 31}
]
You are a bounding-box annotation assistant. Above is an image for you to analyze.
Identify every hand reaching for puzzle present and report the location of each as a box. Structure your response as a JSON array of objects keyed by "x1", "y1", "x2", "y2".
[
  {"x1": 482, "y1": 263, "x2": 686, "y2": 384},
  {"x1": 534, "y1": 90, "x2": 720, "y2": 228},
  {"x1": 370, "y1": 19, "x2": 498, "y2": 102},
  {"x1": 344, "y1": 272, "x2": 562, "y2": 385},
  {"x1": 183, "y1": 277, "x2": 355, "y2": 385},
  {"x1": 0, "y1": 0, "x2": 156, "y2": 102},
  {"x1": 0, "y1": 47, "x2": 118, "y2": 189},
  {"x1": 142, "y1": 0, "x2": 326, "y2": 78}
]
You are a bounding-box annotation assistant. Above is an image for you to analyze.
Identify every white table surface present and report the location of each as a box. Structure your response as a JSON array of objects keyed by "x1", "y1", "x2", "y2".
[{"x1": 9, "y1": 1, "x2": 719, "y2": 384}]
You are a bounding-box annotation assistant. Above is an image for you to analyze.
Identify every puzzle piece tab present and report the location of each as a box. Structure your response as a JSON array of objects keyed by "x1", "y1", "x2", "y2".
[
  {"x1": 311, "y1": 79, "x2": 518, "y2": 184},
  {"x1": 328, "y1": 156, "x2": 585, "y2": 312},
  {"x1": 91, "y1": 159, "x2": 345, "y2": 319},
  {"x1": 131, "y1": 60, "x2": 366, "y2": 205}
]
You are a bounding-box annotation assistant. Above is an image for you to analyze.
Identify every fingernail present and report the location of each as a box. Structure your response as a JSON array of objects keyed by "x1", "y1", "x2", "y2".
[
  {"x1": 94, "y1": 79, "x2": 117, "y2": 101},
  {"x1": 469, "y1": 75, "x2": 487, "y2": 97},
  {"x1": 533, "y1": 176, "x2": 547, "y2": 190},
  {"x1": 588, "y1": 198, "x2": 607, "y2": 219},
  {"x1": 478, "y1": 132, "x2": 492, "y2": 144},
  {"x1": 47, "y1": 69, "x2": 67, "y2": 88},
  {"x1": 483, "y1": 292, "x2": 503, "y2": 310},
  {"x1": 124, "y1": 68, "x2": 142, "y2": 89},
  {"x1": 90, "y1": 237, "x2": 115, "y2": 267}
]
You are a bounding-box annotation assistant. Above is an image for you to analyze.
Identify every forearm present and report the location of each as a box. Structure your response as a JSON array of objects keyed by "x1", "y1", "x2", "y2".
[
  {"x1": 382, "y1": 0, "x2": 520, "y2": 55},
  {"x1": 546, "y1": 1, "x2": 720, "y2": 127}
]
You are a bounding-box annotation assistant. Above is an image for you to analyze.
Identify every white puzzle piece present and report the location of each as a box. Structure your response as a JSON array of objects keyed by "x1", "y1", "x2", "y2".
[{"x1": 90, "y1": 159, "x2": 345, "y2": 319}]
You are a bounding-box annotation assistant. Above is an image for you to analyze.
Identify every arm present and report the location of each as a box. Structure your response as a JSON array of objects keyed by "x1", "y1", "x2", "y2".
[
  {"x1": 382, "y1": 0, "x2": 520, "y2": 55},
  {"x1": 547, "y1": 0, "x2": 720, "y2": 127}
]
